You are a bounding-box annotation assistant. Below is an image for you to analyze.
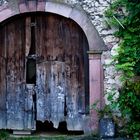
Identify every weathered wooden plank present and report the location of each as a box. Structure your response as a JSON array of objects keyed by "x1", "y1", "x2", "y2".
[
  {"x1": 36, "y1": 14, "x2": 65, "y2": 62},
  {"x1": 50, "y1": 61, "x2": 65, "y2": 128},
  {"x1": 36, "y1": 62, "x2": 52, "y2": 122},
  {"x1": 25, "y1": 84, "x2": 36, "y2": 130},
  {"x1": 0, "y1": 26, "x2": 7, "y2": 129},
  {"x1": 36, "y1": 15, "x2": 49, "y2": 62},
  {"x1": 25, "y1": 17, "x2": 31, "y2": 57},
  {"x1": 36, "y1": 15, "x2": 53, "y2": 123},
  {"x1": 24, "y1": 16, "x2": 36, "y2": 130},
  {"x1": 36, "y1": 61, "x2": 65, "y2": 128},
  {"x1": 64, "y1": 19, "x2": 86, "y2": 130},
  {"x1": 5, "y1": 17, "x2": 27, "y2": 130},
  {"x1": 36, "y1": 14, "x2": 66, "y2": 128}
]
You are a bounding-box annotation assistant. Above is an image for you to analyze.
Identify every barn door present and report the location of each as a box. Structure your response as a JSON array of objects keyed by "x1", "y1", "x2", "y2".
[{"x1": 35, "y1": 14, "x2": 89, "y2": 130}]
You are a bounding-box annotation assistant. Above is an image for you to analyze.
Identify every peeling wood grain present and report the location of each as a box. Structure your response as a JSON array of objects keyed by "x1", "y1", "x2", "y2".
[
  {"x1": 25, "y1": 84, "x2": 36, "y2": 130},
  {"x1": 36, "y1": 62, "x2": 52, "y2": 122},
  {"x1": 64, "y1": 19, "x2": 86, "y2": 130},
  {"x1": 6, "y1": 18, "x2": 26, "y2": 129},
  {"x1": 50, "y1": 62, "x2": 65, "y2": 128}
]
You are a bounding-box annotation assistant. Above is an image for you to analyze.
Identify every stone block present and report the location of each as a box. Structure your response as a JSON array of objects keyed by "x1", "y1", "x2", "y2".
[
  {"x1": 0, "y1": 8, "x2": 12, "y2": 22},
  {"x1": 19, "y1": 3, "x2": 28, "y2": 13},
  {"x1": 45, "y1": 2, "x2": 72, "y2": 18},
  {"x1": 13, "y1": 130, "x2": 32, "y2": 135},
  {"x1": 99, "y1": 118, "x2": 115, "y2": 138},
  {"x1": 28, "y1": 1, "x2": 36, "y2": 12},
  {"x1": 37, "y1": 2, "x2": 46, "y2": 11}
]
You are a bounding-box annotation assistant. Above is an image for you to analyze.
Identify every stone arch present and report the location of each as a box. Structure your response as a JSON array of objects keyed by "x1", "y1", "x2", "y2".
[
  {"x1": 0, "y1": 1, "x2": 107, "y2": 52},
  {"x1": 0, "y1": 0, "x2": 107, "y2": 132}
]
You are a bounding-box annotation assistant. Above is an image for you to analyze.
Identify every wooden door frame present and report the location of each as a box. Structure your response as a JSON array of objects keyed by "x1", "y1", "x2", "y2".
[{"x1": 0, "y1": 1, "x2": 108, "y2": 133}]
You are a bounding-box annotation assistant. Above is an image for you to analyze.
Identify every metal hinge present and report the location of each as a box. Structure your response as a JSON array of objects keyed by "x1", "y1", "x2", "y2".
[{"x1": 31, "y1": 22, "x2": 36, "y2": 27}]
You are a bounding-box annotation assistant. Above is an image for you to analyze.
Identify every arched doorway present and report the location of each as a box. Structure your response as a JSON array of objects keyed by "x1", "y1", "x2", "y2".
[{"x1": 0, "y1": 1, "x2": 107, "y2": 133}]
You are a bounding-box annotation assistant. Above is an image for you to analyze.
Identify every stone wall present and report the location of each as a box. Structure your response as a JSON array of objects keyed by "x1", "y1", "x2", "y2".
[{"x1": 0, "y1": 0, "x2": 8, "y2": 5}]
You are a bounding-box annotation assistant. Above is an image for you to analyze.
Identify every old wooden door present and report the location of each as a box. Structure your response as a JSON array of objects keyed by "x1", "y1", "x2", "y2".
[
  {"x1": 35, "y1": 14, "x2": 89, "y2": 130},
  {"x1": 0, "y1": 16, "x2": 35, "y2": 130},
  {"x1": 0, "y1": 13, "x2": 89, "y2": 131}
]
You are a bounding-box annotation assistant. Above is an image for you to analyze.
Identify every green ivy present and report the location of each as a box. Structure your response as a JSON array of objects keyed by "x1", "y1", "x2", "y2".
[{"x1": 105, "y1": 0, "x2": 140, "y2": 139}]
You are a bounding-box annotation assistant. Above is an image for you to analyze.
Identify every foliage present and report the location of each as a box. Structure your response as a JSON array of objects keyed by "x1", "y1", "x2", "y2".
[
  {"x1": 0, "y1": 130, "x2": 9, "y2": 139},
  {"x1": 91, "y1": 101, "x2": 113, "y2": 118},
  {"x1": 104, "y1": 0, "x2": 140, "y2": 139}
]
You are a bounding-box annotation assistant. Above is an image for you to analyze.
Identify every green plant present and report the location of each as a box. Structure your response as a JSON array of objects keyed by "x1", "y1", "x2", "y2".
[
  {"x1": 104, "y1": 0, "x2": 140, "y2": 139},
  {"x1": 91, "y1": 101, "x2": 113, "y2": 118},
  {"x1": 0, "y1": 130, "x2": 9, "y2": 139},
  {"x1": 99, "y1": 105, "x2": 113, "y2": 118}
]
